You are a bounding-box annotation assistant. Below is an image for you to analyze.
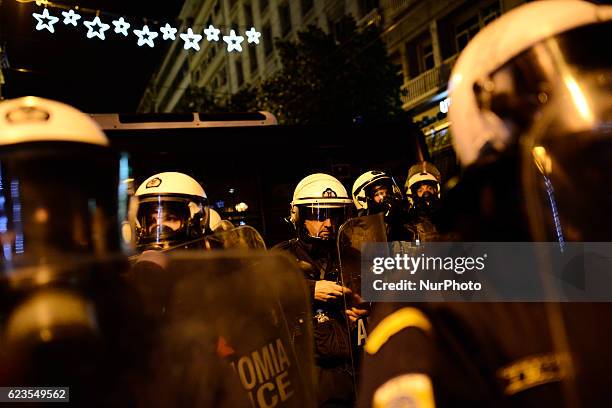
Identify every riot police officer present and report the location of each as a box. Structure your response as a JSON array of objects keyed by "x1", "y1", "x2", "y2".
[
  {"x1": 0, "y1": 96, "x2": 148, "y2": 406},
  {"x1": 352, "y1": 170, "x2": 412, "y2": 241},
  {"x1": 134, "y1": 172, "x2": 212, "y2": 252},
  {"x1": 274, "y1": 173, "x2": 363, "y2": 407},
  {"x1": 359, "y1": 2, "x2": 612, "y2": 407},
  {"x1": 405, "y1": 161, "x2": 442, "y2": 243}
]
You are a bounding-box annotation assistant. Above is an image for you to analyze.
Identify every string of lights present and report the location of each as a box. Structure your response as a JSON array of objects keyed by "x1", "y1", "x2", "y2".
[{"x1": 18, "y1": 0, "x2": 261, "y2": 53}]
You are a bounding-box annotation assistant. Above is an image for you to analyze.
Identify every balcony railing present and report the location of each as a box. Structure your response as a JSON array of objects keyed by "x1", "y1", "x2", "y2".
[{"x1": 400, "y1": 54, "x2": 457, "y2": 109}]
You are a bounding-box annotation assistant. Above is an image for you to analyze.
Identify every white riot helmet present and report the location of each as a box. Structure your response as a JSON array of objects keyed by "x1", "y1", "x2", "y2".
[
  {"x1": 134, "y1": 172, "x2": 209, "y2": 251},
  {"x1": 352, "y1": 170, "x2": 403, "y2": 212},
  {"x1": 448, "y1": 1, "x2": 612, "y2": 242},
  {"x1": 0, "y1": 97, "x2": 123, "y2": 266},
  {"x1": 406, "y1": 162, "x2": 441, "y2": 198},
  {"x1": 289, "y1": 173, "x2": 352, "y2": 242},
  {"x1": 448, "y1": 0, "x2": 612, "y2": 167}
]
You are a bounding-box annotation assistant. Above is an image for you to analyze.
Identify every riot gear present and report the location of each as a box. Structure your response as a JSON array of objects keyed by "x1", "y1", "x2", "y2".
[
  {"x1": 134, "y1": 172, "x2": 210, "y2": 251},
  {"x1": 289, "y1": 173, "x2": 352, "y2": 245},
  {"x1": 360, "y1": 2, "x2": 612, "y2": 407},
  {"x1": 0, "y1": 97, "x2": 147, "y2": 405},
  {"x1": 406, "y1": 161, "x2": 441, "y2": 215},
  {"x1": 352, "y1": 170, "x2": 404, "y2": 217}
]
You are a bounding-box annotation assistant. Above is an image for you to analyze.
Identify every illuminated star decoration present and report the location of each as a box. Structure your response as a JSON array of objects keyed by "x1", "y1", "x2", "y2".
[
  {"x1": 245, "y1": 27, "x2": 261, "y2": 44},
  {"x1": 179, "y1": 28, "x2": 203, "y2": 51},
  {"x1": 112, "y1": 17, "x2": 130, "y2": 36},
  {"x1": 223, "y1": 29, "x2": 244, "y2": 52},
  {"x1": 203, "y1": 24, "x2": 221, "y2": 42},
  {"x1": 160, "y1": 23, "x2": 177, "y2": 40},
  {"x1": 133, "y1": 25, "x2": 158, "y2": 48},
  {"x1": 61, "y1": 9, "x2": 81, "y2": 27},
  {"x1": 83, "y1": 16, "x2": 110, "y2": 40},
  {"x1": 33, "y1": 8, "x2": 60, "y2": 33}
]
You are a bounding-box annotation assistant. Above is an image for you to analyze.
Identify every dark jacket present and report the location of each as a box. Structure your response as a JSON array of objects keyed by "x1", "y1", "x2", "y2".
[{"x1": 274, "y1": 238, "x2": 355, "y2": 407}]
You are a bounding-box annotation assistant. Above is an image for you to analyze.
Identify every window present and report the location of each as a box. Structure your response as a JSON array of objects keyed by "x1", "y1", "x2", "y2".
[
  {"x1": 263, "y1": 24, "x2": 273, "y2": 56},
  {"x1": 301, "y1": 0, "x2": 314, "y2": 17},
  {"x1": 454, "y1": 1, "x2": 501, "y2": 53},
  {"x1": 249, "y1": 45, "x2": 258, "y2": 73},
  {"x1": 455, "y1": 15, "x2": 479, "y2": 52},
  {"x1": 420, "y1": 42, "x2": 434, "y2": 71},
  {"x1": 235, "y1": 61, "x2": 244, "y2": 87},
  {"x1": 279, "y1": 3, "x2": 292, "y2": 36}
]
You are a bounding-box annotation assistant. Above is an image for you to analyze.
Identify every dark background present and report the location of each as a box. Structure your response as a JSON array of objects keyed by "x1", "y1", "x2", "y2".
[{"x1": 0, "y1": 0, "x2": 184, "y2": 112}]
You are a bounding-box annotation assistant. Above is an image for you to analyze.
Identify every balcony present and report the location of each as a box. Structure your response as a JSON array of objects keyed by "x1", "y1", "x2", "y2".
[{"x1": 400, "y1": 54, "x2": 457, "y2": 110}]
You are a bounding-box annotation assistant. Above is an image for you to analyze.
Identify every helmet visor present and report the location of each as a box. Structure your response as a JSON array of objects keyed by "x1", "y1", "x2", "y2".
[
  {"x1": 520, "y1": 22, "x2": 612, "y2": 242},
  {"x1": 136, "y1": 198, "x2": 191, "y2": 248},
  {"x1": 299, "y1": 204, "x2": 350, "y2": 240}
]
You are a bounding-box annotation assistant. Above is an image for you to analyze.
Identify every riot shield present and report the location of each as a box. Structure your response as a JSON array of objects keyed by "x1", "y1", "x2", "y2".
[
  {"x1": 0, "y1": 254, "x2": 153, "y2": 407},
  {"x1": 204, "y1": 225, "x2": 267, "y2": 250},
  {"x1": 135, "y1": 250, "x2": 316, "y2": 408},
  {"x1": 337, "y1": 213, "x2": 387, "y2": 303},
  {"x1": 127, "y1": 225, "x2": 266, "y2": 263},
  {"x1": 335, "y1": 213, "x2": 388, "y2": 397}
]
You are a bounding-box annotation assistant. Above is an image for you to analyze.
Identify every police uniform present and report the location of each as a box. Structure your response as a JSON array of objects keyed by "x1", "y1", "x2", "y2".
[
  {"x1": 359, "y1": 301, "x2": 612, "y2": 407},
  {"x1": 274, "y1": 238, "x2": 355, "y2": 407}
]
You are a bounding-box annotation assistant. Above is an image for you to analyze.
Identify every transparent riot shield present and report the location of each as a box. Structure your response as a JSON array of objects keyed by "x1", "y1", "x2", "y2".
[
  {"x1": 335, "y1": 213, "x2": 388, "y2": 396},
  {"x1": 128, "y1": 225, "x2": 266, "y2": 263},
  {"x1": 337, "y1": 213, "x2": 387, "y2": 303},
  {"x1": 134, "y1": 250, "x2": 316, "y2": 408},
  {"x1": 204, "y1": 225, "x2": 267, "y2": 250}
]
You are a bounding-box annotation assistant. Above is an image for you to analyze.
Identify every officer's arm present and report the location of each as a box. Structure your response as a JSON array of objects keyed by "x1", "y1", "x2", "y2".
[{"x1": 359, "y1": 307, "x2": 437, "y2": 408}]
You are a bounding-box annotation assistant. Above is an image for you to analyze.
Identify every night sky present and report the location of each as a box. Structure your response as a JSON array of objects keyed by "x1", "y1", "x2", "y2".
[{"x1": 0, "y1": 0, "x2": 184, "y2": 112}]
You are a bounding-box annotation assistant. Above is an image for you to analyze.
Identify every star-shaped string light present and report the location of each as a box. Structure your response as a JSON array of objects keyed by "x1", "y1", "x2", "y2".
[
  {"x1": 83, "y1": 16, "x2": 110, "y2": 40},
  {"x1": 245, "y1": 27, "x2": 261, "y2": 44},
  {"x1": 160, "y1": 23, "x2": 177, "y2": 40},
  {"x1": 112, "y1": 17, "x2": 130, "y2": 36},
  {"x1": 133, "y1": 25, "x2": 158, "y2": 47},
  {"x1": 179, "y1": 28, "x2": 203, "y2": 51},
  {"x1": 33, "y1": 8, "x2": 59, "y2": 33},
  {"x1": 203, "y1": 24, "x2": 221, "y2": 42},
  {"x1": 61, "y1": 9, "x2": 81, "y2": 26},
  {"x1": 223, "y1": 29, "x2": 244, "y2": 52}
]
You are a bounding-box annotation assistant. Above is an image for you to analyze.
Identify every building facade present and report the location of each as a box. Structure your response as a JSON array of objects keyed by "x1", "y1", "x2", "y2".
[
  {"x1": 139, "y1": 0, "x2": 527, "y2": 178},
  {"x1": 138, "y1": 0, "x2": 380, "y2": 113}
]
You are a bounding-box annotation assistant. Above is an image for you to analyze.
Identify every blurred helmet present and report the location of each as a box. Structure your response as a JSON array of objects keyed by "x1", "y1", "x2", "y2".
[
  {"x1": 134, "y1": 172, "x2": 209, "y2": 251},
  {"x1": 289, "y1": 173, "x2": 352, "y2": 242},
  {"x1": 448, "y1": 0, "x2": 612, "y2": 167},
  {"x1": 352, "y1": 170, "x2": 403, "y2": 211},
  {"x1": 0, "y1": 97, "x2": 130, "y2": 386},
  {"x1": 0, "y1": 96, "x2": 121, "y2": 268},
  {"x1": 448, "y1": 1, "x2": 612, "y2": 241}
]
